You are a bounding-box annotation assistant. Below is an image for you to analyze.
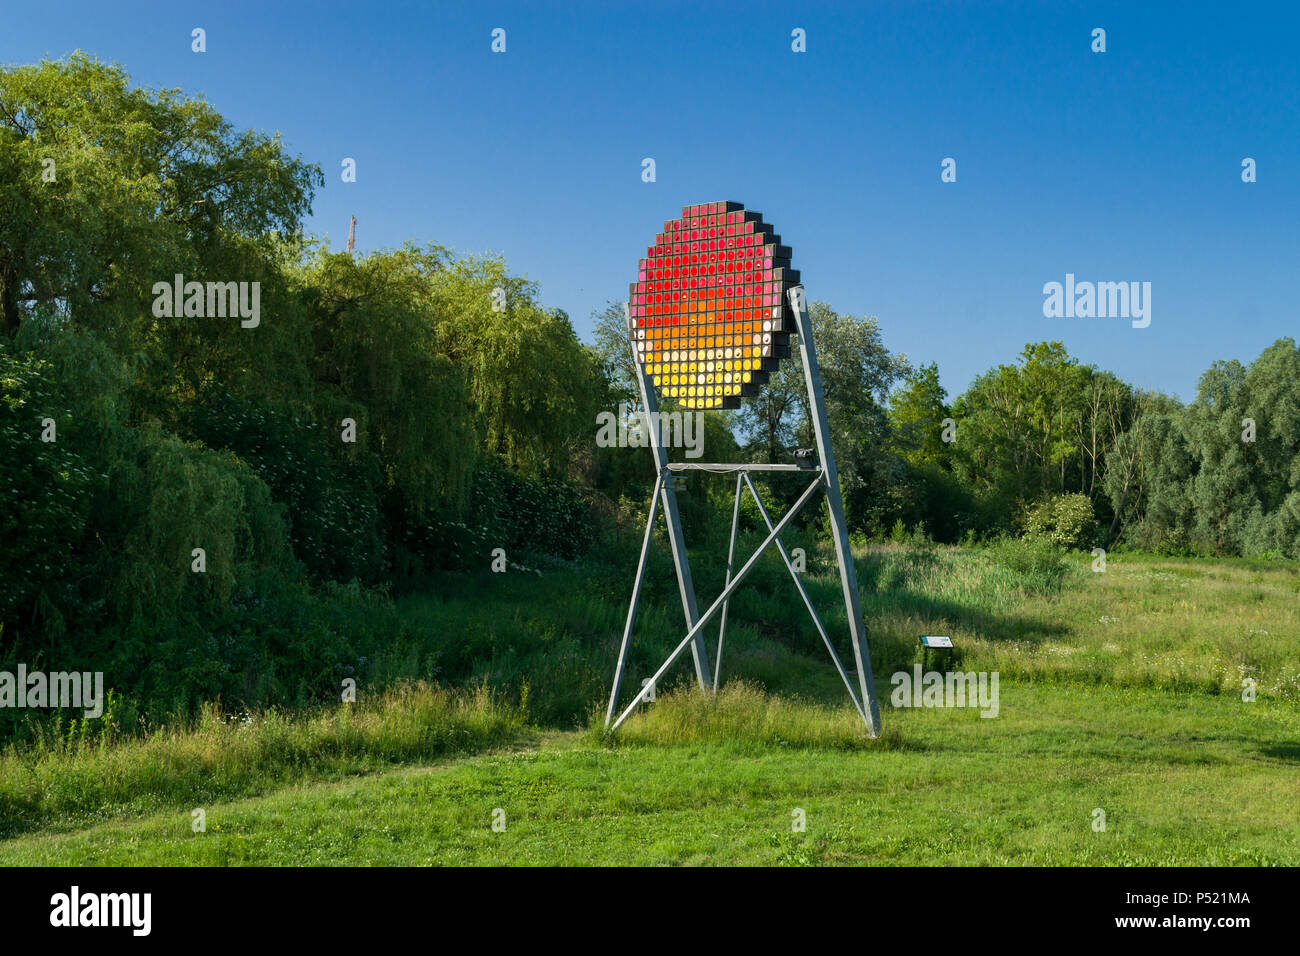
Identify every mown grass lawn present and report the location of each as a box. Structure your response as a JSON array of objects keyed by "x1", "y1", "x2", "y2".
[{"x1": 2, "y1": 681, "x2": 1296, "y2": 866}]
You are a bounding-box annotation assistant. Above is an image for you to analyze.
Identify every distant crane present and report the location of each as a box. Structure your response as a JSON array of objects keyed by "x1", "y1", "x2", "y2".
[{"x1": 347, "y1": 215, "x2": 356, "y2": 255}]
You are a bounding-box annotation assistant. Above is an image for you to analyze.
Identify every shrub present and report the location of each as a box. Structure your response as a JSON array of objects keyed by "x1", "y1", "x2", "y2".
[
  {"x1": 94, "y1": 574, "x2": 404, "y2": 720},
  {"x1": 1021, "y1": 492, "x2": 1098, "y2": 550},
  {"x1": 410, "y1": 461, "x2": 593, "y2": 573},
  {"x1": 109, "y1": 423, "x2": 293, "y2": 617},
  {"x1": 985, "y1": 536, "x2": 1069, "y2": 592},
  {"x1": 184, "y1": 394, "x2": 387, "y2": 583}
]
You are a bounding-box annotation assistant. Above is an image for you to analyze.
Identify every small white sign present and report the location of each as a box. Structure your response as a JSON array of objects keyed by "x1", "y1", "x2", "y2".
[{"x1": 920, "y1": 635, "x2": 953, "y2": 648}]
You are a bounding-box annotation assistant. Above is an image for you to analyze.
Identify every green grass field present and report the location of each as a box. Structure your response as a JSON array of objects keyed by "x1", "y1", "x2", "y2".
[{"x1": 3, "y1": 544, "x2": 1299, "y2": 865}]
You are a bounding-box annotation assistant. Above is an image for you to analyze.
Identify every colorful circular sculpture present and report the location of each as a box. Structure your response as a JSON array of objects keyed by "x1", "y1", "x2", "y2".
[{"x1": 629, "y1": 201, "x2": 799, "y2": 410}]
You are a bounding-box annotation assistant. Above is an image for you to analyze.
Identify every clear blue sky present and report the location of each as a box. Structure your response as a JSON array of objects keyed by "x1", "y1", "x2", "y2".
[{"x1": 6, "y1": 1, "x2": 1298, "y2": 401}]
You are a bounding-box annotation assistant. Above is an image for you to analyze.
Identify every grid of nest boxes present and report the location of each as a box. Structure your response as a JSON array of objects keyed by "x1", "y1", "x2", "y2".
[{"x1": 630, "y1": 201, "x2": 798, "y2": 410}]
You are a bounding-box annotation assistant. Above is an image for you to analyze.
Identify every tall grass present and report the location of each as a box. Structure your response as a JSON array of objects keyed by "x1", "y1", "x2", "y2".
[
  {"x1": 593, "y1": 681, "x2": 906, "y2": 751},
  {"x1": 0, "y1": 680, "x2": 524, "y2": 838}
]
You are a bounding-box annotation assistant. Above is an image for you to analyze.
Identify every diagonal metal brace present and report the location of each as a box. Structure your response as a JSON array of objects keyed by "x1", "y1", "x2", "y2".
[
  {"x1": 741, "y1": 473, "x2": 865, "y2": 721},
  {"x1": 605, "y1": 472, "x2": 664, "y2": 728}
]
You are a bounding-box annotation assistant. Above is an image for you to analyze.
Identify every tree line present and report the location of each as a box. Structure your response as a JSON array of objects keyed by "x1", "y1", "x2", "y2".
[
  {"x1": 593, "y1": 301, "x2": 1300, "y2": 559},
  {"x1": 2, "y1": 55, "x2": 1297, "y2": 724}
]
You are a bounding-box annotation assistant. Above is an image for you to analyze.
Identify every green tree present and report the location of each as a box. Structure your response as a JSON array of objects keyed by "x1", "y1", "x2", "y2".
[
  {"x1": 430, "y1": 255, "x2": 601, "y2": 478},
  {"x1": 1238, "y1": 338, "x2": 1300, "y2": 555},
  {"x1": 735, "y1": 302, "x2": 906, "y2": 463},
  {"x1": 0, "y1": 347, "x2": 96, "y2": 622},
  {"x1": 0, "y1": 53, "x2": 320, "y2": 340},
  {"x1": 1101, "y1": 391, "x2": 1189, "y2": 546},
  {"x1": 953, "y1": 342, "x2": 1091, "y2": 504},
  {"x1": 588, "y1": 299, "x2": 639, "y2": 412},
  {"x1": 1073, "y1": 370, "x2": 1135, "y2": 507},
  {"x1": 297, "y1": 244, "x2": 477, "y2": 515},
  {"x1": 731, "y1": 303, "x2": 908, "y2": 534},
  {"x1": 888, "y1": 362, "x2": 951, "y2": 468}
]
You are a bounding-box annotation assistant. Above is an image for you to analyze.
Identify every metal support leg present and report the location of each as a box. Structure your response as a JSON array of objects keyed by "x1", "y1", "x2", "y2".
[
  {"x1": 631, "y1": 316, "x2": 712, "y2": 690},
  {"x1": 790, "y1": 288, "x2": 882, "y2": 736},
  {"x1": 713, "y1": 473, "x2": 744, "y2": 691},
  {"x1": 605, "y1": 473, "x2": 664, "y2": 728}
]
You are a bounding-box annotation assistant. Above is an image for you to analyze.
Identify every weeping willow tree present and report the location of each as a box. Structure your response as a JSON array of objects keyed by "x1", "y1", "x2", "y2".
[
  {"x1": 296, "y1": 244, "x2": 479, "y2": 516},
  {"x1": 426, "y1": 254, "x2": 603, "y2": 478},
  {"x1": 0, "y1": 53, "x2": 320, "y2": 343}
]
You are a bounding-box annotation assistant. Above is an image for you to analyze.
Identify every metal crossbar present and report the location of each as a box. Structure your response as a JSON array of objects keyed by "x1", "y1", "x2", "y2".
[{"x1": 666, "y1": 462, "x2": 819, "y2": 472}]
